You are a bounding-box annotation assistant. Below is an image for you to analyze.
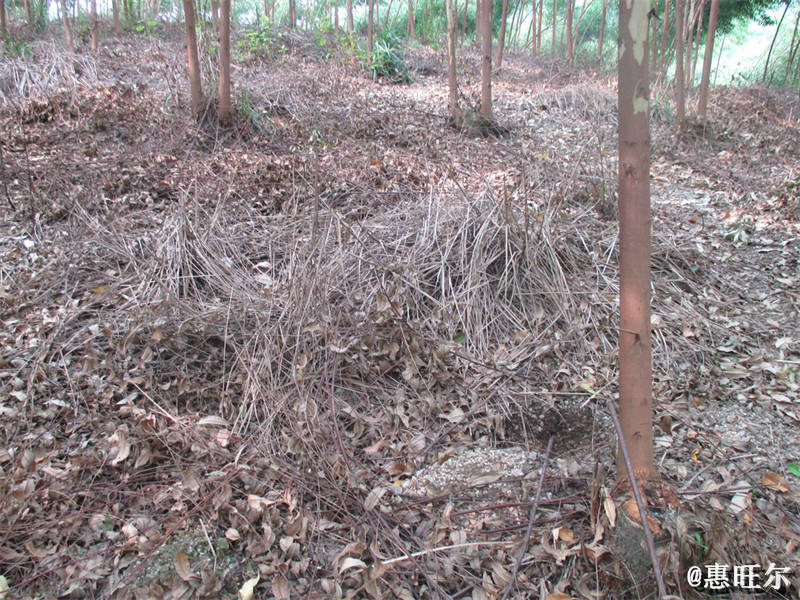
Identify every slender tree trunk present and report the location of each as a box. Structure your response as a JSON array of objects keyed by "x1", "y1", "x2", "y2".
[
  {"x1": 446, "y1": 0, "x2": 462, "y2": 121},
  {"x1": 690, "y1": 0, "x2": 704, "y2": 85},
  {"x1": 211, "y1": 0, "x2": 218, "y2": 27},
  {"x1": 0, "y1": 0, "x2": 7, "y2": 38},
  {"x1": 684, "y1": 0, "x2": 696, "y2": 87},
  {"x1": 510, "y1": 0, "x2": 523, "y2": 50},
  {"x1": 60, "y1": 0, "x2": 75, "y2": 52},
  {"x1": 383, "y1": 0, "x2": 393, "y2": 29},
  {"x1": 218, "y1": 0, "x2": 233, "y2": 123},
  {"x1": 675, "y1": 0, "x2": 685, "y2": 131},
  {"x1": 597, "y1": 0, "x2": 607, "y2": 58},
  {"x1": 475, "y1": 0, "x2": 482, "y2": 46},
  {"x1": 112, "y1": 0, "x2": 122, "y2": 32},
  {"x1": 530, "y1": 0, "x2": 537, "y2": 51},
  {"x1": 480, "y1": 0, "x2": 492, "y2": 116},
  {"x1": 376, "y1": 0, "x2": 380, "y2": 33},
  {"x1": 368, "y1": 0, "x2": 374, "y2": 55},
  {"x1": 461, "y1": 0, "x2": 466, "y2": 44},
  {"x1": 347, "y1": 0, "x2": 353, "y2": 31},
  {"x1": 564, "y1": 0, "x2": 573, "y2": 61},
  {"x1": 617, "y1": 0, "x2": 656, "y2": 484},
  {"x1": 696, "y1": 0, "x2": 718, "y2": 123},
  {"x1": 335, "y1": 0, "x2": 339, "y2": 28},
  {"x1": 762, "y1": 0, "x2": 790, "y2": 83},
  {"x1": 407, "y1": 0, "x2": 415, "y2": 38},
  {"x1": 657, "y1": 0, "x2": 669, "y2": 71},
  {"x1": 536, "y1": 0, "x2": 542, "y2": 49},
  {"x1": 289, "y1": 0, "x2": 296, "y2": 28},
  {"x1": 496, "y1": 0, "x2": 509, "y2": 67},
  {"x1": 551, "y1": 0, "x2": 556, "y2": 54},
  {"x1": 786, "y1": 8, "x2": 800, "y2": 84},
  {"x1": 182, "y1": 0, "x2": 204, "y2": 119},
  {"x1": 91, "y1": 0, "x2": 98, "y2": 50}
]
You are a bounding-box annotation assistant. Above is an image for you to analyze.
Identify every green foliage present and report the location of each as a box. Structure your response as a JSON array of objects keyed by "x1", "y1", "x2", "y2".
[
  {"x1": 238, "y1": 19, "x2": 288, "y2": 59},
  {"x1": 363, "y1": 31, "x2": 411, "y2": 83},
  {"x1": 3, "y1": 35, "x2": 31, "y2": 58}
]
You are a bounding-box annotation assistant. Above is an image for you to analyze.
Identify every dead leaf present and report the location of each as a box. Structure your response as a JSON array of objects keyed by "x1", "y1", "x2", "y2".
[
  {"x1": 173, "y1": 551, "x2": 195, "y2": 583},
  {"x1": 761, "y1": 472, "x2": 789, "y2": 492},
  {"x1": 239, "y1": 575, "x2": 260, "y2": 600}
]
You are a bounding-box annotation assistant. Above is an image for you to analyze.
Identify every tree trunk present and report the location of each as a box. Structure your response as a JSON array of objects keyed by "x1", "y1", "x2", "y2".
[
  {"x1": 408, "y1": 0, "x2": 415, "y2": 38},
  {"x1": 650, "y1": 4, "x2": 658, "y2": 71},
  {"x1": 617, "y1": 0, "x2": 656, "y2": 484},
  {"x1": 446, "y1": 0, "x2": 461, "y2": 121},
  {"x1": 112, "y1": 0, "x2": 122, "y2": 33},
  {"x1": 496, "y1": 0, "x2": 508, "y2": 67},
  {"x1": 551, "y1": 0, "x2": 557, "y2": 54},
  {"x1": 0, "y1": 0, "x2": 7, "y2": 38},
  {"x1": 690, "y1": 0, "x2": 705, "y2": 85},
  {"x1": 696, "y1": 0, "x2": 719, "y2": 124},
  {"x1": 536, "y1": 0, "x2": 542, "y2": 50},
  {"x1": 461, "y1": 0, "x2": 466, "y2": 44},
  {"x1": 383, "y1": 0, "x2": 393, "y2": 29},
  {"x1": 530, "y1": 0, "x2": 537, "y2": 51},
  {"x1": 289, "y1": 0, "x2": 296, "y2": 28},
  {"x1": 91, "y1": 0, "x2": 98, "y2": 51},
  {"x1": 60, "y1": 0, "x2": 75, "y2": 52},
  {"x1": 564, "y1": 0, "x2": 573, "y2": 61},
  {"x1": 218, "y1": 0, "x2": 233, "y2": 123},
  {"x1": 211, "y1": 0, "x2": 219, "y2": 27},
  {"x1": 376, "y1": 0, "x2": 380, "y2": 34},
  {"x1": 480, "y1": 0, "x2": 492, "y2": 116},
  {"x1": 657, "y1": 0, "x2": 669, "y2": 71},
  {"x1": 475, "y1": 0, "x2": 481, "y2": 46},
  {"x1": 761, "y1": 0, "x2": 790, "y2": 83},
  {"x1": 182, "y1": 0, "x2": 204, "y2": 119},
  {"x1": 786, "y1": 8, "x2": 800, "y2": 84},
  {"x1": 347, "y1": 0, "x2": 353, "y2": 31},
  {"x1": 674, "y1": 0, "x2": 685, "y2": 130},
  {"x1": 683, "y1": 0, "x2": 696, "y2": 87},
  {"x1": 368, "y1": 0, "x2": 374, "y2": 55},
  {"x1": 597, "y1": 0, "x2": 607, "y2": 58}
]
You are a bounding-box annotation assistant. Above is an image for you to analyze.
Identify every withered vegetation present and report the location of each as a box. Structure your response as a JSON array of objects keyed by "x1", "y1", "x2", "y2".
[{"x1": 0, "y1": 27, "x2": 799, "y2": 599}]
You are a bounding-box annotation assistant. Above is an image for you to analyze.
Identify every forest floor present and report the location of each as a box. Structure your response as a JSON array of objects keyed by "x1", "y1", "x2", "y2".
[{"x1": 0, "y1": 24, "x2": 799, "y2": 599}]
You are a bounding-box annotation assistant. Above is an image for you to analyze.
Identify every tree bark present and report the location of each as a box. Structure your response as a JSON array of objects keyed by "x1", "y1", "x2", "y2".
[
  {"x1": 761, "y1": 0, "x2": 790, "y2": 83},
  {"x1": 289, "y1": 0, "x2": 296, "y2": 28},
  {"x1": 60, "y1": 0, "x2": 75, "y2": 52},
  {"x1": 786, "y1": 7, "x2": 800, "y2": 84},
  {"x1": 650, "y1": 4, "x2": 659, "y2": 72},
  {"x1": 674, "y1": 0, "x2": 685, "y2": 131},
  {"x1": 91, "y1": 0, "x2": 98, "y2": 51},
  {"x1": 211, "y1": 0, "x2": 219, "y2": 27},
  {"x1": 683, "y1": 0, "x2": 696, "y2": 87},
  {"x1": 536, "y1": 0, "x2": 542, "y2": 50},
  {"x1": 0, "y1": 0, "x2": 7, "y2": 38},
  {"x1": 696, "y1": 0, "x2": 719, "y2": 124},
  {"x1": 112, "y1": 0, "x2": 122, "y2": 33},
  {"x1": 368, "y1": 0, "x2": 374, "y2": 55},
  {"x1": 564, "y1": 0, "x2": 573, "y2": 61},
  {"x1": 530, "y1": 0, "x2": 537, "y2": 52},
  {"x1": 551, "y1": 0, "x2": 557, "y2": 54},
  {"x1": 496, "y1": 0, "x2": 509, "y2": 67},
  {"x1": 408, "y1": 0, "x2": 415, "y2": 38},
  {"x1": 347, "y1": 0, "x2": 354, "y2": 31},
  {"x1": 218, "y1": 0, "x2": 233, "y2": 124},
  {"x1": 617, "y1": 0, "x2": 656, "y2": 484},
  {"x1": 461, "y1": 0, "x2": 466, "y2": 44},
  {"x1": 446, "y1": 0, "x2": 461, "y2": 121},
  {"x1": 597, "y1": 0, "x2": 607, "y2": 58},
  {"x1": 182, "y1": 0, "x2": 204, "y2": 120},
  {"x1": 657, "y1": 0, "x2": 669, "y2": 71},
  {"x1": 690, "y1": 0, "x2": 705, "y2": 85},
  {"x1": 480, "y1": 0, "x2": 492, "y2": 116}
]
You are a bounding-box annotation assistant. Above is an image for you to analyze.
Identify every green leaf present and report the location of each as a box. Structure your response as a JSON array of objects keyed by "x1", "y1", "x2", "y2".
[
  {"x1": 787, "y1": 463, "x2": 800, "y2": 478},
  {"x1": 695, "y1": 532, "x2": 708, "y2": 551}
]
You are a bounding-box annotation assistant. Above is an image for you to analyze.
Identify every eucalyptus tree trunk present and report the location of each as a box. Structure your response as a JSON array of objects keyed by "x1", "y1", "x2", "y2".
[
  {"x1": 536, "y1": 0, "x2": 542, "y2": 49},
  {"x1": 218, "y1": 0, "x2": 233, "y2": 123},
  {"x1": 674, "y1": 0, "x2": 685, "y2": 130},
  {"x1": 496, "y1": 0, "x2": 509, "y2": 67},
  {"x1": 182, "y1": 0, "x2": 204, "y2": 120},
  {"x1": 347, "y1": 0, "x2": 353, "y2": 31},
  {"x1": 657, "y1": 0, "x2": 669, "y2": 72},
  {"x1": 91, "y1": 0, "x2": 98, "y2": 51},
  {"x1": 480, "y1": 0, "x2": 492, "y2": 116},
  {"x1": 564, "y1": 0, "x2": 573, "y2": 61},
  {"x1": 617, "y1": 0, "x2": 656, "y2": 484},
  {"x1": 446, "y1": 0, "x2": 462, "y2": 122},
  {"x1": 0, "y1": 0, "x2": 7, "y2": 38},
  {"x1": 60, "y1": 0, "x2": 75, "y2": 52},
  {"x1": 597, "y1": 0, "x2": 607, "y2": 58},
  {"x1": 408, "y1": 0, "x2": 415, "y2": 38},
  {"x1": 368, "y1": 0, "x2": 374, "y2": 55},
  {"x1": 112, "y1": 0, "x2": 122, "y2": 33},
  {"x1": 690, "y1": 0, "x2": 705, "y2": 85},
  {"x1": 530, "y1": 0, "x2": 537, "y2": 52},
  {"x1": 696, "y1": 0, "x2": 719, "y2": 124},
  {"x1": 786, "y1": 9, "x2": 800, "y2": 84},
  {"x1": 289, "y1": 0, "x2": 296, "y2": 28}
]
